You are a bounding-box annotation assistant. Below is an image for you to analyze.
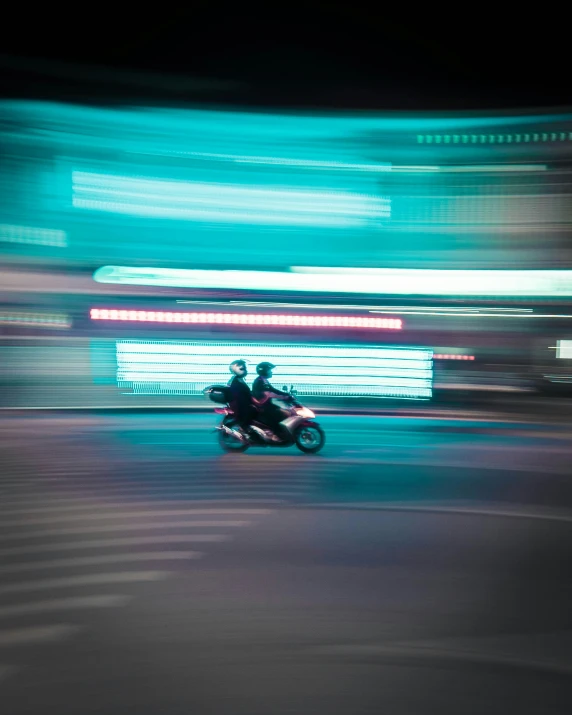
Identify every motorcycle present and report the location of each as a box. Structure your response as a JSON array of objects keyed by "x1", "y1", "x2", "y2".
[{"x1": 204, "y1": 384, "x2": 326, "y2": 454}]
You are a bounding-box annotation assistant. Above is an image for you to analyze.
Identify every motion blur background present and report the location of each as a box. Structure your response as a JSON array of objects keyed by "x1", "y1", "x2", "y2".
[
  {"x1": 0, "y1": 9, "x2": 570, "y2": 415},
  {"x1": 1, "y1": 10, "x2": 572, "y2": 414},
  {"x1": 3, "y1": 83, "x2": 572, "y2": 410},
  {"x1": 2, "y1": 9, "x2": 572, "y2": 715}
]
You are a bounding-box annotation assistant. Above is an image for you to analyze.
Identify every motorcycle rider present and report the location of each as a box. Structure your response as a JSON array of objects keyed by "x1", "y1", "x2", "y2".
[
  {"x1": 227, "y1": 359, "x2": 255, "y2": 436},
  {"x1": 252, "y1": 362, "x2": 296, "y2": 440}
]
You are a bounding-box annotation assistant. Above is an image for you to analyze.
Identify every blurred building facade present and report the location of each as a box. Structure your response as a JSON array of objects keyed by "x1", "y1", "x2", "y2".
[{"x1": 2, "y1": 101, "x2": 572, "y2": 407}]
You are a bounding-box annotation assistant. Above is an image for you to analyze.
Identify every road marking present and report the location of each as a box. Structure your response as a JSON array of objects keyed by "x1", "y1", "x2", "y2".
[
  {"x1": 0, "y1": 509, "x2": 275, "y2": 528},
  {"x1": 10, "y1": 456, "x2": 554, "y2": 477},
  {"x1": 0, "y1": 467, "x2": 315, "y2": 479},
  {"x1": 2, "y1": 492, "x2": 305, "y2": 501},
  {"x1": 0, "y1": 571, "x2": 168, "y2": 596},
  {"x1": 0, "y1": 595, "x2": 132, "y2": 619},
  {"x1": 0, "y1": 625, "x2": 80, "y2": 647},
  {"x1": 308, "y1": 643, "x2": 572, "y2": 676},
  {"x1": 0, "y1": 485, "x2": 310, "y2": 497},
  {"x1": 4, "y1": 476, "x2": 316, "y2": 485},
  {"x1": 1, "y1": 523, "x2": 244, "y2": 541},
  {"x1": 0, "y1": 500, "x2": 282, "y2": 516},
  {"x1": 0, "y1": 534, "x2": 233, "y2": 557},
  {"x1": 0, "y1": 492, "x2": 300, "y2": 504},
  {"x1": 307, "y1": 457, "x2": 572, "y2": 474},
  {"x1": 0, "y1": 476, "x2": 316, "y2": 485},
  {"x1": 312, "y1": 502, "x2": 572, "y2": 523},
  {"x1": 0, "y1": 498, "x2": 285, "y2": 509},
  {"x1": 0, "y1": 552, "x2": 201, "y2": 575}
]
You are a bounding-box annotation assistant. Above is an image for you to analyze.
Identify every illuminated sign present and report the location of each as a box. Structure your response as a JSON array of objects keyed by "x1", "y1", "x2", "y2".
[{"x1": 115, "y1": 340, "x2": 433, "y2": 399}]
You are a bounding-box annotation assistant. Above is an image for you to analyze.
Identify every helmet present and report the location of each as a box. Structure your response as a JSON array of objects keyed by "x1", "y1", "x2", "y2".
[
  {"x1": 256, "y1": 361, "x2": 276, "y2": 377},
  {"x1": 229, "y1": 359, "x2": 248, "y2": 377}
]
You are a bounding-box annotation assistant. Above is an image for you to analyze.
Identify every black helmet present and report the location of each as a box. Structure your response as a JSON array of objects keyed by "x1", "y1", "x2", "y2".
[
  {"x1": 256, "y1": 361, "x2": 276, "y2": 376},
  {"x1": 229, "y1": 359, "x2": 247, "y2": 376}
]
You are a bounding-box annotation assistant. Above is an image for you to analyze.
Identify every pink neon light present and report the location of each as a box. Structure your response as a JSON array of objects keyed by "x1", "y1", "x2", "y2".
[
  {"x1": 89, "y1": 308, "x2": 402, "y2": 330},
  {"x1": 434, "y1": 354, "x2": 475, "y2": 360}
]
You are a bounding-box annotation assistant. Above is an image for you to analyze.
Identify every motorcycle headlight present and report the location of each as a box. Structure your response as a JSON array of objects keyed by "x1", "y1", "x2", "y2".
[{"x1": 295, "y1": 407, "x2": 315, "y2": 419}]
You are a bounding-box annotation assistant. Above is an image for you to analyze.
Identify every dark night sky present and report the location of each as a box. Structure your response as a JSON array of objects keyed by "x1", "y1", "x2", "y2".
[{"x1": 1, "y1": 7, "x2": 570, "y2": 110}]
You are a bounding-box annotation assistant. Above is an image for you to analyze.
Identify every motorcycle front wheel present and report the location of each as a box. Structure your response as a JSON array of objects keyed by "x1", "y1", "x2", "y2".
[{"x1": 294, "y1": 424, "x2": 325, "y2": 454}]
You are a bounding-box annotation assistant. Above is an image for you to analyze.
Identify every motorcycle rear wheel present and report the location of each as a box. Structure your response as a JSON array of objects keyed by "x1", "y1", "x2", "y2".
[{"x1": 218, "y1": 419, "x2": 250, "y2": 452}]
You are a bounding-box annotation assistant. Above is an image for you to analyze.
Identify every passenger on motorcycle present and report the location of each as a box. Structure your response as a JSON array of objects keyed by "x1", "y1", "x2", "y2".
[{"x1": 227, "y1": 359, "x2": 255, "y2": 434}]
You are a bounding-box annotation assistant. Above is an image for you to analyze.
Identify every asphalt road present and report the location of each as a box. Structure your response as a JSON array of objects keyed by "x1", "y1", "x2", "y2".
[{"x1": 1, "y1": 413, "x2": 572, "y2": 714}]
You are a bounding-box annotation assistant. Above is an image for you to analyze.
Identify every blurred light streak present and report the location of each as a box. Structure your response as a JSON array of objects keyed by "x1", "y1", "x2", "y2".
[
  {"x1": 72, "y1": 172, "x2": 390, "y2": 227},
  {"x1": 67, "y1": 151, "x2": 547, "y2": 175},
  {"x1": 291, "y1": 267, "x2": 572, "y2": 297},
  {"x1": 434, "y1": 354, "x2": 475, "y2": 360},
  {"x1": 90, "y1": 308, "x2": 402, "y2": 330},
  {"x1": 0, "y1": 224, "x2": 67, "y2": 248},
  {"x1": 115, "y1": 340, "x2": 433, "y2": 399},
  {"x1": 95, "y1": 265, "x2": 572, "y2": 297},
  {"x1": 419, "y1": 131, "x2": 571, "y2": 144},
  {"x1": 181, "y1": 152, "x2": 393, "y2": 172},
  {"x1": 0, "y1": 311, "x2": 71, "y2": 329},
  {"x1": 175, "y1": 154, "x2": 541, "y2": 175},
  {"x1": 438, "y1": 164, "x2": 547, "y2": 172},
  {"x1": 556, "y1": 340, "x2": 572, "y2": 359},
  {"x1": 369, "y1": 309, "x2": 538, "y2": 317},
  {"x1": 177, "y1": 301, "x2": 535, "y2": 315},
  {"x1": 391, "y1": 165, "x2": 547, "y2": 173}
]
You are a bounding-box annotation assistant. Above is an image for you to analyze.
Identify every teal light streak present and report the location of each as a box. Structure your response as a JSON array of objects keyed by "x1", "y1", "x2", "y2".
[
  {"x1": 168, "y1": 153, "x2": 544, "y2": 174},
  {"x1": 419, "y1": 131, "x2": 572, "y2": 145},
  {"x1": 0, "y1": 224, "x2": 67, "y2": 248},
  {"x1": 8, "y1": 100, "x2": 572, "y2": 134},
  {"x1": 73, "y1": 171, "x2": 390, "y2": 227},
  {"x1": 95, "y1": 265, "x2": 572, "y2": 298}
]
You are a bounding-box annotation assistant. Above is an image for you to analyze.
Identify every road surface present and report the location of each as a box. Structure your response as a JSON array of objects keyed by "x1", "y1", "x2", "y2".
[{"x1": 1, "y1": 413, "x2": 572, "y2": 714}]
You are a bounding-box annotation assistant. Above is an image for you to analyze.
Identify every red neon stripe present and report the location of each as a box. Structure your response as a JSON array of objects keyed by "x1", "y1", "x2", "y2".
[{"x1": 90, "y1": 308, "x2": 402, "y2": 330}]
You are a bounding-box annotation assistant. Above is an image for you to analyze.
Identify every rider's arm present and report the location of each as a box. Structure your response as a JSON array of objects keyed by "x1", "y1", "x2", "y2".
[{"x1": 265, "y1": 383, "x2": 293, "y2": 400}]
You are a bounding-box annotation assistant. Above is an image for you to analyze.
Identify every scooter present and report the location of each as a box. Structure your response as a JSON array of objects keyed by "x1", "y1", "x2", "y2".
[{"x1": 204, "y1": 385, "x2": 325, "y2": 454}]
